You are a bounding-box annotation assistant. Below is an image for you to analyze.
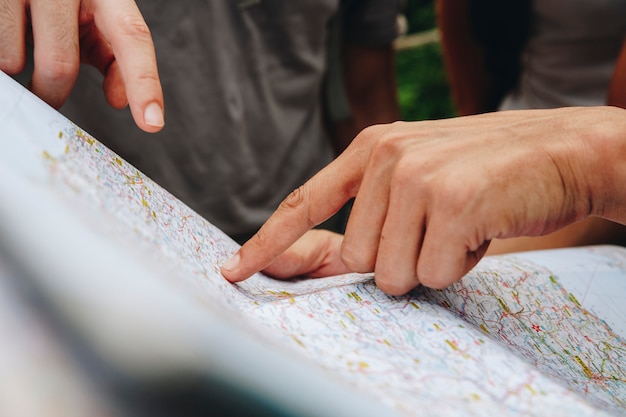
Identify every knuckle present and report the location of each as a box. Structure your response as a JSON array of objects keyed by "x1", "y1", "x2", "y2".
[
  {"x1": 244, "y1": 228, "x2": 281, "y2": 266},
  {"x1": 280, "y1": 186, "x2": 306, "y2": 210},
  {"x1": 368, "y1": 125, "x2": 414, "y2": 163},
  {"x1": 371, "y1": 131, "x2": 401, "y2": 159},
  {"x1": 249, "y1": 227, "x2": 271, "y2": 251},
  {"x1": 136, "y1": 70, "x2": 160, "y2": 84},
  {"x1": 440, "y1": 182, "x2": 471, "y2": 213},
  {"x1": 340, "y1": 244, "x2": 374, "y2": 273},
  {"x1": 118, "y1": 14, "x2": 152, "y2": 41},
  {"x1": 423, "y1": 173, "x2": 468, "y2": 213},
  {"x1": 388, "y1": 160, "x2": 434, "y2": 205},
  {"x1": 356, "y1": 123, "x2": 386, "y2": 142},
  {"x1": 277, "y1": 186, "x2": 316, "y2": 229},
  {"x1": 354, "y1": 122, "x2": 399, "y2": 149},
  {"x1": 0, "y1": 55, "x2": 25, "y2": 74},
  {"x1": 39, "y1": 55, "x2": 79, "y2": 82},
  {"x1": 390, "y1": 157, "x2": 421, "y2": 190}
]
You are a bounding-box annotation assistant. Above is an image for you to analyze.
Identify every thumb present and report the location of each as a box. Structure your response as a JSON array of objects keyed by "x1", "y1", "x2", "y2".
[
  {"x1": 221, "y1": 152, "x2": 364, "y2": 283},
  {"x1": 262, "y1": 230, "x2": 350, "y2": 279}
]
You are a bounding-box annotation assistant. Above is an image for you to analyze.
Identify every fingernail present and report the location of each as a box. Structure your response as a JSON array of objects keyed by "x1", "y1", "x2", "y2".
[
  {"x1": 144, "y1": 102, "x2": 164, "y2": 128},
  {"x1": 222, "y1": 252, "x2": 240, "y2": 271}
]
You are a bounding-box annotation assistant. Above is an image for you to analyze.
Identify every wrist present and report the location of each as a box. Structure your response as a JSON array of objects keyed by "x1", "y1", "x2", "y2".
[{"x1": 582, "y1": 106, "x2": 626, "y2": 222}]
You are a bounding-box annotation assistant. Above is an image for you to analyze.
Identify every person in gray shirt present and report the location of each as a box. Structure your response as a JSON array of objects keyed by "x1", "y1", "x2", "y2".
[{"x1": 2, "y1": 0, "x2": 401, "y2": 243}]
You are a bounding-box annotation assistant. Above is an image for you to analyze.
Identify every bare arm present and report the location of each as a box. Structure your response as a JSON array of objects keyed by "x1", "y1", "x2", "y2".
[
  {"x1": 608, "y1": 37, "x2": 626, "y2": 108},
  {"x1": 331, "y1": 43, "x2": 400, "y2": 154},
  {"x1": 436, "y1": 0, "x2": 492, "y2": 115}
]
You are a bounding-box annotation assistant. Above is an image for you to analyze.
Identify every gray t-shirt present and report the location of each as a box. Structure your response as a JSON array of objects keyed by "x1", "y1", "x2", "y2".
[
  {"x1": 57, "y1": 0, "x2": 398, "y2": 242},
  {"x1": 500, "y1": 0, "x2": 626, "y2": 110}
]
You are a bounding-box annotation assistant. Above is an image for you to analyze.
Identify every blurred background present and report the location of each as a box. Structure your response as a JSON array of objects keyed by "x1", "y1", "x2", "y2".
[{"x1": 395, "y1": 0, "x2": 455, "y2": 121}]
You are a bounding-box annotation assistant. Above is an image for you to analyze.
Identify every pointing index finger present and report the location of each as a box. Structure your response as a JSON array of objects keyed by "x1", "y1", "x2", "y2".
[
  {"x1": 92, "y1": 0, "x2": 164, "y2": 132},
  {"x1": 221, "y1": 151, "x2": 364, "y2": 283}
]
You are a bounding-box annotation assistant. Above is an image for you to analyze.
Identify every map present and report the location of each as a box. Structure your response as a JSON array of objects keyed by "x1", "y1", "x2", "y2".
[{"x1": 0, "y1": 70, "x2": 624, "y2": 417}]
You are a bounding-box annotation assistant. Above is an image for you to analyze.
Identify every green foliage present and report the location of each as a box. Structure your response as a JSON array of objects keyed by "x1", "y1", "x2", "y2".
[
  {"x1": 395, "y1": 42, "x2": 456, "y2": 121},
  {"x1": 401, "y1": 0, "x2": 437, "y2": 33}
]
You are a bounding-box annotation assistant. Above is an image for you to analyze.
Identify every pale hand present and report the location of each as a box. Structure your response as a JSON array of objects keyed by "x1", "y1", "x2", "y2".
[
  {"x1": 222, "y1": 106, "x2": 626, "y2": 295},
  {"x1": 0, "y1": 0, "x2": 164, "y2": 131}
]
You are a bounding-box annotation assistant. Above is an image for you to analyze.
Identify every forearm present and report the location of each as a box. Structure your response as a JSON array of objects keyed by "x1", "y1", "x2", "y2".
[
  {"x1": 345, "y1": 47, "x2": 399, "y2": 129},
  {"x1": 436, "y1": 0, "x2": 493, "y2": 115},
  {"x1": 607, "y1": 39, "x2": 626, "y2": 108},
  {"x1": 337, "y1": 44, "x2": 399, "y2": 151}
]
